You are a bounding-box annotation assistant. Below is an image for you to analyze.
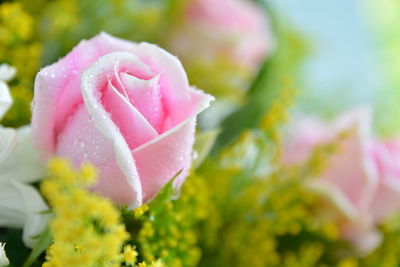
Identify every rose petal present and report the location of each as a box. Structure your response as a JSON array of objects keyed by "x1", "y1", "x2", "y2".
[
  {"x1": 32, "y1": 33, "x2": 142, "y2": 158},
  {"x1": 133, "y1": 118, "x2": 196, "y2": 202},
  {"x1": 283, "y1": 108, "x2": 378, "y2": 216},
  {"x1": 370, "y1": 140, "x2": 400, "y2": 222},
  {"x1": 132, "y1": 43, "x2": 195, "y2": 127},
  {"x1": 371, "y1": 181, "x2": 400, "y2": 222},
  {"x1": 56, "y1": 105, "x2": 141, "y2": 206},
  {"x1": 133, "y1": 87, "x2": 213, "y2": 202},
  {"x1": 161, "y1": 87, "x2": 213, "y2": 133},
  {"x1": 102, "y1": 80, "x2": 158, "y2": 149},
  {"x1": 306, "y1": 179, "x2": 382, "y2": 253},
  {"x1": 81, "y1": 52, "x2": 153, "y2": 208},
  {"x1": 306, "y1": 180, "x2": 358, "y2": 220},
  {"x1": 282, "y1": 108, "x2": 373, "y2": 165},
  {"x1": 341, "y1": 223, "x2": 382, "y2": 254},
  {"x1": 188, "y1": 0, "x2": 265, "y2": 30},
  {"x1": 321, "y1": 123, "x2": 378, "y2": 218},
  {"x1": 282, "y1": 117, "x2": 330, "y2": 165},
  {"x1": 120, "y1": 73, "x2": 165, "y2": 132}
]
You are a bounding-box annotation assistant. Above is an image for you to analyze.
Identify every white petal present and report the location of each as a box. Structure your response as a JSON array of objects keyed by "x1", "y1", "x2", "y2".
[
  {"x1": 0, "y1": 126, "x2": 45, "y2": 183},
  {"x1": 0, "y1": 127, "x2": 16, "y2": 163},
  {"x1": 0, "y1": 243, "x2": 9, "y2": 267},
  {"x1": 0, "y1": 64, "x2": 16, "y2": 82},
  {"x1": 0, "y1": 180, "x2": 50, "y2": 248},
  {"x1": 0, "y1": 82, "x2": 12, "y2": 120}
]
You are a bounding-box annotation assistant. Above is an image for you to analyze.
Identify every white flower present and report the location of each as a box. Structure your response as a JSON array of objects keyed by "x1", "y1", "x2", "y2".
[
  {"x1": 0, "y1": 179, "x2": 49, "y2": 248},
  {"x1": 0, "y1": 65, "x2": 49, "y2": 248},
  {"x1": 0, "y1": 126, "x2": 49, "y2": 248},
  {"x1": 0, "y1": 126, "x2": 45, "y2": 182},
  {"x1": 0, "y1": 64, "x2": 16, "y2": 82},
  {"x1": 0, "y1": 243, "x2": 9, "y2": 267},
  {"x1": 0, "y1": 64, "x2": 14, "y2": 120}
]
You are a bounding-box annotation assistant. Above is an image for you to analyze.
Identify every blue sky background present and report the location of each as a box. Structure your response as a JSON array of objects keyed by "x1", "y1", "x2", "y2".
[{"x1": 269, "y1": 0, "x2": 386, "y2": 117}]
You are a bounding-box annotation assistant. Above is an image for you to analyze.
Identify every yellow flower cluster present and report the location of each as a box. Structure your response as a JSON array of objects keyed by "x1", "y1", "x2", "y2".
[
  {"x1": 0, "y1": 2, "x2": 42, "y2": 127},
  {"x1": 0, "y1": 2, "x2": 33, "y2": 44},
  {"x1": 193, "y1": 92, "x2": 352, "y2": 267},
  {"x1": 198, "y1": 161, "x2": 341, "y2": 267},
  {"x1": 137, "y1": 173, "x2": 219, "y2": 267},
  {"x1": 260, "y1": 82, "x2": 296, "y2": 163},
  {"x1": 41, "y1": 158, "x2": 145, "y2": 267}
]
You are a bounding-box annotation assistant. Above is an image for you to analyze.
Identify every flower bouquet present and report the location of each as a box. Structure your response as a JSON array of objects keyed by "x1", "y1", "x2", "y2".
[{"x1": 1, "y1": 0, "x2": 400, "y2": 266}]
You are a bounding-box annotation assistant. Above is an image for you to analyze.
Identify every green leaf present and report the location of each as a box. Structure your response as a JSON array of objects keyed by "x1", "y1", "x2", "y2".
[
  {"x1": 193, "y1": 129, "x2": 220, "y2": 168},
  {"x1": 148, "y1": 170, "x2": 182, "y2": 215},
  {"x1": 22, "y1": 228, "x2": 52, "y2": 267}
]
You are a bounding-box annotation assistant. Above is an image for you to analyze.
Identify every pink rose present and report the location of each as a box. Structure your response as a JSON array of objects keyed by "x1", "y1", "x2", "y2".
[
  {"x1": 31, "y1": 33, "x2": 213, "y2": 208},
  {"x1": 369, "y1": 139, "x2": 400, "y2": 222},
  {"x1": 167, "y1": 0, "x2": 274, "y2": 73},
  {"x1": 283, "y1": 109, "x2": 400, "y2": 253}
]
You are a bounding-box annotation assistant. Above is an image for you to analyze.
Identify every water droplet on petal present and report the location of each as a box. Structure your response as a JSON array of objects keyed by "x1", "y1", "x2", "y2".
[{"x1": 79, "y1": 141, "x2": 86, "y2": 149}]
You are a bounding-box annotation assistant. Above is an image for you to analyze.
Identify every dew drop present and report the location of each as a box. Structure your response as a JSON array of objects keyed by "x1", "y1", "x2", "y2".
[{"x1": 79, "y1": 141, "x2": 86, "y2": 149}]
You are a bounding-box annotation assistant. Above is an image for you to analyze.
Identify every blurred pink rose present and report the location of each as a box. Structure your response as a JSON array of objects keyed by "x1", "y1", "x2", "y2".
[
  {"x1": 283, "y1": 109, "x2": 400, "y2": 253},
  {"x1": 168, "y1": 0, "x2": 274, "y2": 73},
  {"x1": 31, "y1": 33, "x2": 213, "y2": 208},
  {"x1": 369, "y1": 139, "x2": 400, "y2": 222}
]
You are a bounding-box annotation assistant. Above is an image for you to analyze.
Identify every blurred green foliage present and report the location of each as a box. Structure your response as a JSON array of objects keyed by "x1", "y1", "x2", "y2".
[
  {"x1": 366, "y1": 0, "x2": 400, "y2": 136},
  {"x1": 2, "y1": 1, "x2": 400, "y2": 266}
]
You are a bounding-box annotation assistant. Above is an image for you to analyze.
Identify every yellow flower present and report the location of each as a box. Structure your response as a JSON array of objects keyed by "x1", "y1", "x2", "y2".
[
  {"x1": 123, "y1": 245, "x2": 138, "y2": 266},
  {"x1": 41, "y1": 158, "x2": 130, "y2": 267}
]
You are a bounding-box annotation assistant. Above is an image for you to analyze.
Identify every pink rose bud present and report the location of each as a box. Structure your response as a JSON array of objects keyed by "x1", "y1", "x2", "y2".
[
  {"x1": 31, "y1": 33, "x2": 214, "y2": 208},
  {"x1": 369, "y1": 139, "x2": 400, "y2": 223},
  {"x1": 168, "y1": 0, "x2": 274, "y2": 73},
  {"x1": 283, "y1": 109, "x2": 400, "y2": 253}
]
